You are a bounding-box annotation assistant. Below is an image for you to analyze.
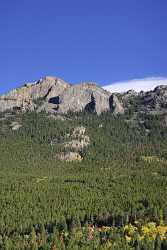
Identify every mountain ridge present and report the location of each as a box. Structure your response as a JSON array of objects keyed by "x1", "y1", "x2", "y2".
[
  {"x1": 0, "y1": 76, "x2": 167, "y2": 116},
  {"x1": 0, "y1": 76, "x2": 124, "y2": 114}
]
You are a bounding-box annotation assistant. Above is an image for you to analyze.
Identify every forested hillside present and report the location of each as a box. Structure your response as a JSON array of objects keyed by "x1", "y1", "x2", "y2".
[{"x1": 0, "y1": 110, "x2": 167, "y2": 249}]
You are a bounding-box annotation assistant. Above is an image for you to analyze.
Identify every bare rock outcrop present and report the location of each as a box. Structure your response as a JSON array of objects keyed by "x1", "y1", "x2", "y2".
[
  {"x1": 3, "y1": 76, "x2": 69, "y2": 101},
  {"x1": 0, "y1": 76, "x2": 70, "y2": 113},
  {"x1": 72, "y1": 126, "x2": 86, "y2": 138},
  {"x1": 116, "y1": 85, "x2": 167, "y2": 115},
  {"x1": 0, "y1": 77, "x2": 124, "y2": 115},
  {"x1": 57, "y1": 83, "x2": 124, "y2": 115},
  {"x1": 0, "y1": 97, "x2": 36, "y2": 113},
  {"x1": 136, "y1": 85, "x2": 167, "y2": 114},
  {"x1": 57, "y1": 152, "x2": 82, "y2": 162},
  {"x1": 10, "y1": 121, "x2": 22, "y2": 131},
  {"x1": 64, "y1": 126, "x2": 90, "y2": 151},
  {"x1": 109, "y1": 95, "x2": 124, "y2": 114},
  {"x1": 56, "y1": 126, "x2": 90, "y2": 162},
  {"x1": 64, "y1": 138, "x2": 90, "y2": 151},
  {"x1": 1, "y1": 76, "x2": 167, "y2": 116},
  {"x1": 143, "y1": 85, "x2": 167, "y2": 109}
]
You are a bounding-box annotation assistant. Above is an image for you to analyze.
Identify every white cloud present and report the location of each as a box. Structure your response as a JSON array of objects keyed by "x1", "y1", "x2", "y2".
[{"x1": 103, "y1": 77, "x2": 167, "y2": 93}]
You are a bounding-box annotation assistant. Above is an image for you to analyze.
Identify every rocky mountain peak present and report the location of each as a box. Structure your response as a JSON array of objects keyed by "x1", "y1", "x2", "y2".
[
  {"x1": 1, "y1": 76, "x2": 69, "y2": 100},
  {"x1": 119, "y1": 84, "x2": 167, "y2": 115},
  {"x1": 1, "y1": 76, "x2": 166, "y2": 116},
  {"x1": 0, "y1": 77, "x2": 124, "y2": 115}
]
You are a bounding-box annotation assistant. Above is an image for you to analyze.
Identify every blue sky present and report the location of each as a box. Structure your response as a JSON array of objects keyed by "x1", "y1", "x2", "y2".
[{"x1": 0, "y1": 0, "x2": 167, "y2": 94}]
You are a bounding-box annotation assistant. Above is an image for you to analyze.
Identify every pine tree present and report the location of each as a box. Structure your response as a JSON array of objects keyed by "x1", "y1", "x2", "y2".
[
  {"x1": 163, "y1": 208, "x2": 167, "y2": 225},
  {"x1": 154, "y1": 234, "x2": 161, "y2": 250},
  {"x1": 40, "y1": 223, "x2": 46, "y2": 245},
  {"x1": 30, "y1": 227, "x2": 38, "y2": 250},
  {"x1": 161, "y1": 239, "x2": 167, "y2": 250},
  {"x1": 57, "y1": 216, "x2": 67, "y2": 232}
]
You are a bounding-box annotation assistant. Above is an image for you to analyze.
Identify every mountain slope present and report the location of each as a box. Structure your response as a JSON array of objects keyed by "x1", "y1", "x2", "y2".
[
  {"x1": 0, "y1": 111, "x2": 167, "y2": 249},
  {"x1": 0, "y1": 76, "x2": 167, "y2": 248}
]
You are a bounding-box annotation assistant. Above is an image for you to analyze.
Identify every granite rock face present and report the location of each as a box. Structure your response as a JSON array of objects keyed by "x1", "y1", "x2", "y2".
[
  {"x1": 58, "y1": 83, "x2": 115, "y2": 114},
  {"x1": 1, "y1": 76, "x2": 166, "y2": 116},
  {"x1": 0, "y1": 76, "x2": 70, "y2": 113},
  {"x1": 109, "y1": 95, "x2": 124, "y2": 114},
  {"x1": 4, "y1": 76, "x2": 69, "y2": 100},
  {"x1": 117, "y1": 85, "x2": 167, "y2": 115},
  {"x1": 141, "y1": 85, "x2": 167, "y2": 112},
  {"x1": 56, "y1": 126, "x2": 90, "y2": 162},
  {"x1": 0, "y1": 77, "x2": 124, "y2": 115},
  {"x1": 0, "y1": 98, "x2": 36, "y2": 113}
]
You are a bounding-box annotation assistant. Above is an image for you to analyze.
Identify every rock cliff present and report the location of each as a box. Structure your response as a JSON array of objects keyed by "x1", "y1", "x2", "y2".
[
  {"x1": 1, "y1": 76, "x2": 166, "y2": 116},
  {"x1": 0, "y1": 77, "x2": 124, "y2": 115}
]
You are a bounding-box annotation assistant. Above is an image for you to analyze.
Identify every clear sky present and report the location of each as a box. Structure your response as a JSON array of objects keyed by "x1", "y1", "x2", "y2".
[{"x1": 0, "y1": 0, "x2": 167, "y2": 94}]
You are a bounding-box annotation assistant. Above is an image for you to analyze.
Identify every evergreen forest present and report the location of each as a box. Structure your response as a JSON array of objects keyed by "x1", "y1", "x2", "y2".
[{"x1": 0, "y1": 110, "x2": 167, "y2": 249}]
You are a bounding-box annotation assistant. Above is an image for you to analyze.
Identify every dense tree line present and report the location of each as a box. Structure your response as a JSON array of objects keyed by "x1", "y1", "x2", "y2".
[{"x1": 0, "y1": 111, "x2": 167, "y2": 249}]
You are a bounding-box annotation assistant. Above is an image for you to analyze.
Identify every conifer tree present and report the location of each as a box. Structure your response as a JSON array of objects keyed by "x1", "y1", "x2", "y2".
[{"x1": 154, "y1": 234, "x2": 161, "y2": 250}]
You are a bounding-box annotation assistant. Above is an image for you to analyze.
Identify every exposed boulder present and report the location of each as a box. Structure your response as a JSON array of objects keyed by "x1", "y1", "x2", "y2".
[
  {"x1": 64, "y1": 137, "x2": 90, "y2": 151},
  {"x1": 54, "y1": 126, "x2": 90, "y2": 161},
  {"x1": 56, "y1": 152, "x2": 82, "y2": 162},
  {"x1": 64, "y1": 126, "x2": 90, "y2": 151},
  {"x1": 109, "y1": 95, "x2": 124, "y2": 114},
  {"x1": 64, "y1": 126, "x2": 90, "y2": 150},
  {"x1": 72, "y1": 126, "x2": 86, "y2": 138},
  {"x1": 10, "y1": 121, "x2": 22, "y2": 131}
]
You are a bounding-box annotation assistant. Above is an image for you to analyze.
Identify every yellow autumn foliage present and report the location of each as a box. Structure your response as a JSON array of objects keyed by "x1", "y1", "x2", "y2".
[
  {"x1": 124, "y1": 224, "x2": 138, "y2": 237},
  {"x1": 141, "y1": 155, "x2": 165, "y2": 163},
  {"x1": 124, "y1": 222, "x2": 167, "y2": 242}
]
